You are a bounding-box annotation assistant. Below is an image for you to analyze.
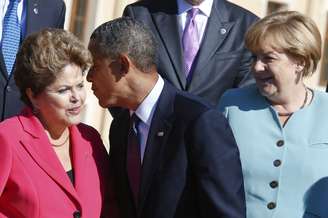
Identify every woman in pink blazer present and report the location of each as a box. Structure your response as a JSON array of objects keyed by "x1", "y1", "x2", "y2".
[{"x1": 0, "y1": 29, "x2": 114, "y2": 218}]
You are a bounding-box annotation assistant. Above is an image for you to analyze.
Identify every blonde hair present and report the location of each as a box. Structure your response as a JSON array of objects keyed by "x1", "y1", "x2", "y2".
[{"x1": 245, "y1": 11, "x2": 322, "y2": 77}]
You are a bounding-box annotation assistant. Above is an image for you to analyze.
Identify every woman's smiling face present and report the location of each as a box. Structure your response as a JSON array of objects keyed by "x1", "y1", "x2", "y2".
[{"x1": 252, "y1": 43, "x2": 303, "y2": 99}]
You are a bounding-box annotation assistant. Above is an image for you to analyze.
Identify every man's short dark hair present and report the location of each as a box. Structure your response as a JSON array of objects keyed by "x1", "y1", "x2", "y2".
[{"x1": 90, "y1": 17, "x2": 157, "y2": 73}]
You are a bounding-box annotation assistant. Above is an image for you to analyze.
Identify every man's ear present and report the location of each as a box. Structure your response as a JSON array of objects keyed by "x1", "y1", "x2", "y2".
[
  {"x1": 119, "y1": 54, "x2": 130, "y2": 75},
  {"x1": 110, "y1": 54, "x2": 131, "y2": 79}
]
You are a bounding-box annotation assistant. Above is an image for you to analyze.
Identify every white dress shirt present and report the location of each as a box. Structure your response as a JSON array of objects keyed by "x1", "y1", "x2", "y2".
[
  {"x1": 177, "y1": 0, "x2": 213, "y2": 44},
  {"x1": 131, "y1": 75, "x2": 164, "y2": 162},
  {"x1": 0, "y1": 0, "x2": 25, "y2": 42}
]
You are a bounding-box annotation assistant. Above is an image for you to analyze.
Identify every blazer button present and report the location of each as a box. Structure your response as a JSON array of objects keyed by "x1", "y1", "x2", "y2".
[
  {"x1": 267, "y1": 202, "x2": 276, "y2": 210},
  {"x1": 273, "y1": 159, "x2": 281, "y2": 167},
  {"x1": 73, "y1": 211, "x2": 81, "y2": 218},
  {"x1": 270, "y1": 181, "x2": 278, "y2": 188},
  {"x1": 6, "y1": 86, "x2": 11, "y2": 92},
  {"x1": 276, "y1": 140, "x2": 284, "y2": 147}
]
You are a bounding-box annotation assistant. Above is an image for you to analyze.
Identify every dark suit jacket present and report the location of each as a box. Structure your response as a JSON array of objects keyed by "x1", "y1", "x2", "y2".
[
  {"x1": 109, "y1": 82, "x2": 245, "y2": 218},
  {"x1": 0, "y1": 0, "x2": 66, "y2": 120},
  {"x1": 123, "y1": 0, "x2": 258, "y2": 106}
]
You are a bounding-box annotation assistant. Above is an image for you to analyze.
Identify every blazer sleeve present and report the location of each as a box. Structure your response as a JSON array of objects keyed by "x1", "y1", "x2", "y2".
[
  {"x1": 190, "y1": 109, "x2": 245, "y2": 218},
  {"x1": 0, "y1": 133, "x2": 13, "y2": 218}
]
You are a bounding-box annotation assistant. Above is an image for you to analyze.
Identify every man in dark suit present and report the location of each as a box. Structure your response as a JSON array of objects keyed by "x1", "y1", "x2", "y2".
[
  {"x1": 123, "y1": 0, "x2": 258, "y2": 106},
  {"x1": 87, "y1": 17, "x2": 245, "y2": 218},
  {"x1": 0, "y1": 0, "x2": 66, "y2": 120}
]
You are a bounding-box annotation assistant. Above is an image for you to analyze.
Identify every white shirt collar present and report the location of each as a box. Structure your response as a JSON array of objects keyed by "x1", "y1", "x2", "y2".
[
  {"x1": 131, "y1": 75, "x2": 164, "y2": 126},
  {"x1": 177, "y1": 0, "x2": 213, "y2": 17}
]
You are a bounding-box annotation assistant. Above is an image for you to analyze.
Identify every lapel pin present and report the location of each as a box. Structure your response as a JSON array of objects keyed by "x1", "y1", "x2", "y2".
[
  {"x1": 33, "y1": 8, "x2": 39, "y2": 15},
  {"x1": 157, "y1": 131, "x2": 164, "y2": 137},
  {"x1": 220, "y1": 28, "x2": 227, "y2": 35},
  {"x1": 33, "y1": 3, "x2": 39, "y2": 15}
]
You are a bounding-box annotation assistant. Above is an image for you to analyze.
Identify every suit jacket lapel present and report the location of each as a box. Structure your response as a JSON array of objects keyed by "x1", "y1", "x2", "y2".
[
  {"x1": 138, "y1": 82, "x2": 175, "y2": 215},
  {"x1": 18, "y1": 109, "x2": 82, "y2": 209},
  {"x1": 188, "y1": 0, "x2": 234, "y2": 90},
  {"x1": 152, "y1": 1, "x2": 186, "y2": 89},
  {"x1": 110, "y1": 111, "x2": 135, "y2": 213},
  {"x1": 0, "y1": 50, "x2": 9, "y2": 80},
  {"x1": 25, "y1": 0, "x2": 39, "y2": 36}
]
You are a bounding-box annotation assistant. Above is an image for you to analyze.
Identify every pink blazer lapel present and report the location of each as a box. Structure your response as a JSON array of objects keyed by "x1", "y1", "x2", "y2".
[
  {"x1": 17, "y1": 108, "x2": 82, "y2": 208},
  {"x1": 69, "y1": 125, "x2": 91, "y2": 195}
]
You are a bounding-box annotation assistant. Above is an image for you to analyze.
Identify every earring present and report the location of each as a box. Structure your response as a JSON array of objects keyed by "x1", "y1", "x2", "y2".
[{"x1": 296, "y1": 65, "x2": 303, "y2": 74}]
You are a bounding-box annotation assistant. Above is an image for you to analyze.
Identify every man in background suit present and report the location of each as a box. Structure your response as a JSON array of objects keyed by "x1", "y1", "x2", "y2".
[
  {"x1": 87, "y1": 17, "x2": 245, "y2": 218},
  {"x1": 123, "y1": 0, "x2": 258, "y2": 106},
  {"x1": 0, "y1": 0, "x2": 66, "y2": 120}
]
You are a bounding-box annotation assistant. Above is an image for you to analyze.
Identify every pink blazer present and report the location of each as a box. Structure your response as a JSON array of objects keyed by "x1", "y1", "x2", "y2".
[{"x1": 0, "y1": 108, "x2": 110, "y2": 218}]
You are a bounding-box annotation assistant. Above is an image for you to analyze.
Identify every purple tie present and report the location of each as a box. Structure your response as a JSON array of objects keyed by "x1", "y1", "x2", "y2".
[
  {"x1": 182, "y1": 8, "x2": 200, "y2": 78},
  {"x1": 127, "y1": 114, "x2": 141, "y2": 206}
]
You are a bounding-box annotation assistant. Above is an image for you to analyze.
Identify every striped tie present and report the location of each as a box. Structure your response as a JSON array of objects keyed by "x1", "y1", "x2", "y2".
[{"x1": 2, "y1": 0, "x2": 21, "y2": 75}]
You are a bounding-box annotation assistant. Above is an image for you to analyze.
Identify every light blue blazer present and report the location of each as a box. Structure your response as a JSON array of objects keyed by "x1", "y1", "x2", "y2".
[{"x1": 218, "y1": 84, "x2": 328, "y2": 218}]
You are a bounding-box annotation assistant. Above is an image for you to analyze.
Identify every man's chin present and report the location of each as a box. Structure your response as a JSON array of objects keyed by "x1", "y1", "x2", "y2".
[
  {"x1": 99, "y1": 101, "x2": 110, "y2": 108},
  {"x1": 99, "y1": 99, "x2": 115, "y2": 109}
]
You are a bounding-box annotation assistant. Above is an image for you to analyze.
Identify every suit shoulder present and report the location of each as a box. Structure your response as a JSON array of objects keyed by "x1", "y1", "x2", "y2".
[
  {"x1": 312, "y1": 90, "x2": 328, "y2": 108},
  {"x1": 76, "y1": 123, "x2": 107, "y2": 154},
  {"x1": 124, "y1": 0, "x2": 176, "y2": 14},
  {"x1": 125, "y1": 0, "x2": 149, "y2": 7},
  {"x1": 0, "y1": 117, "x2": 22, "y2": 151},
  {"x1": 218, "y1": 84, "x2": 258, "y2": 108},
  {"x1": 0, "y1": 116, "x2": 21, "y2": 135},
  {"x1": 124, "y1": 0, "x2": 153, "y2": 11},
  {"x1": 174, "y1": 90, "x2": 213, "y2": 118},
  {"x1": 173, "y1": 90, "x2": 229, "y2": 130},
  {"x1": 77, "y1": 123, "x2": 101, "y2": 139}
]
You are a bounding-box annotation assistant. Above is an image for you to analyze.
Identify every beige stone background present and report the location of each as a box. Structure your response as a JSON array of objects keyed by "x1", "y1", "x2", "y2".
[{"x1": 62, "y1": 0, "x2": 328, "y2": 148}]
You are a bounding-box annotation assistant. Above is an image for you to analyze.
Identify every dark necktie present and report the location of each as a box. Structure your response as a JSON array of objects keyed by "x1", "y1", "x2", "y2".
[
  {"x1": 127, "y1": 113, "x2": 141, "y2": 206},
  {"x1": 1, "y1": 0, "x2": 21, "y2": 75},
  {"x1": 182, "y1": 8, "x2": 200, "y2": 79}
]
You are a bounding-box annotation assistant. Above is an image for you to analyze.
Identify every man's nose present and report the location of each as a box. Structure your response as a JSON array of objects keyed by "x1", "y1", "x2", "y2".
[{"x1": 86, "y1": 70, "x2": 93, "y2": 82}]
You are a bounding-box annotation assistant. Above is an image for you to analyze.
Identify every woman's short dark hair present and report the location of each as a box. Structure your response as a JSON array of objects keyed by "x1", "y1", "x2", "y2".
[{"x1": 14, "y1": 28, "x2": 92, "y2": 107}]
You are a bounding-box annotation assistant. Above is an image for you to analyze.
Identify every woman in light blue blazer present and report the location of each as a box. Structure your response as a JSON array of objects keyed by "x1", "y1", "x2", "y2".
[{"x1": 218, "y1": 11, "x2": 327, "y2": 218}]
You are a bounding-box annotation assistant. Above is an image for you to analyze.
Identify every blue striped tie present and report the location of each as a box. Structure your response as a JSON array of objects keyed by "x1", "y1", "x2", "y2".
[{"x1": 2, "y1": 0, "x2": 21, "y2": 75}]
